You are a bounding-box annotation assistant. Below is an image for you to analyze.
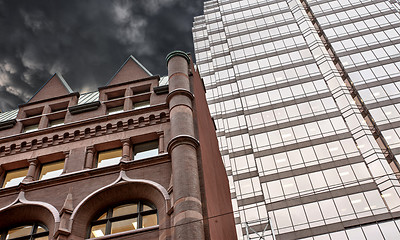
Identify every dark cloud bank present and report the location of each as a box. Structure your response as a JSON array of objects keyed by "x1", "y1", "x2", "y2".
[{"x1": 0, "y1": 0, "x2": 204, "y2": 112}]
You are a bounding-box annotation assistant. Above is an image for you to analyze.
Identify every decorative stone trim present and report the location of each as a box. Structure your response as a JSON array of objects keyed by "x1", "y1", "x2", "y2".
[
  {"x1": 0, "y1": 191, "x2": 60, "y2": 237},
  {"x1": 166, "y1": 88, "x2": 194, "y2": 105},
  {"x1": 167, "y1": 135, "x2": 200, "y2": 153},
  {"x1": 23, "y1": 158, "x2": 38, "y2": 183},
  {"x1": 165, "y1": 50, "x2": 190, "y2": 65},
  {"x1": 154, "y1": 85, "x2": 169, "y2": 95},
  {"x1": 0, "y1": 112, "x2": 170, "y2": 157}
]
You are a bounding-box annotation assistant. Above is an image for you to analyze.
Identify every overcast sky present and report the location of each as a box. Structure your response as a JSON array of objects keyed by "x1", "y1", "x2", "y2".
[{"x1": 0, "y1": 0, "x2": 204, "y2": 112}]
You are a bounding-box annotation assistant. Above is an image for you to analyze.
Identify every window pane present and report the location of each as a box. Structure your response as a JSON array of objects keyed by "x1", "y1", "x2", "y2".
[
  {"x1": 111, "y1": 218, "x2": 138, "y2": 233},
  {"x1": 133, "y1": 141, "x2": 158, "y2": 160},
  {"x1": 7, "y1": 225, "x2": 32, "y2": 239},
  {"x1": 2, "y1": 168, "x2": 28, "y2": 188},
  {"x1": 24, "y1": 124, "x2": 39, "y2": 133},
  {"x1": 96, "y1": 212, "x2": 107, "y2": 221},
  {"x1": 39, "y1": 161, "x2": 64, "y2": 180},
  {"x1": 113, "y1": 203, "x2": 137, "y2": 217},
  {"x1": 36, "y1": 226, "x2": 46, "y2": 234},
  {"x1": 133, "y1": 100, "x2": 150, "y2": 109},
  {"x1": 142, "y1": 213, "x2": 158, "y2": 228},
  {"x1": 49, "y1": 119, "x2": 64, "y2": 127},
  {"x1": 142, "y1": 204, "x2": 154, "y2": 211},
  {"x1": 108, "y1": 106, "x2": 124, "y2": 115},
  {"x1": 97, "y1": 148, "x2": 122, "y2": 168},
  {"x1": 90, "y1": 224, "x2": 106, "y2": 238},
  {"x1": 362, "y1": 224, "x2": 384, "y2": 240}
]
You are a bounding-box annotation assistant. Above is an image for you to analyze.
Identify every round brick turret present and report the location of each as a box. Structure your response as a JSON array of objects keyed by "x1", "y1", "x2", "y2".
[{"x1": 166, "y1": 51, "x2": 205, "y2": 240}]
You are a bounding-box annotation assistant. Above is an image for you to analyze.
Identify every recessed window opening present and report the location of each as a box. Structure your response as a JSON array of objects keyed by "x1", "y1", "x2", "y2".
[
  {"x1": 106, "y1": 90, "x2": 125, "y2": 101},
  {"x1": 133, "y1": 141, "x2": 158, "y2": 160},
  {"x1": 107, "y1": 106, "x2": 124, "y2": 115},
  {"x1": 39, "y1": 160, "x2": 65, "y2": 180},
  {"x1": 97, "y1": 148, "x2": 122, "y2": 168},
  {"x1": 23, "y1": 124, "x2": 39, "y2": 133},
  {"x1": 89, "y1": 201, "x2": 157, "y2": 238},
  {"x1": 133, "y1": 100, "x2": 150, "y2": 110},
  {"x1": 50, "y1": 102, "x2": 69, "y2": 112},
  {"x1": 2, "y1": 168, "x2": 28, "y2": 188},
  {"x1": 24, "y1": 108, "x2": 43, "y2": 118},
  {"x1": 49, "y1": 118, "x2": 64, "y2": 127},
  {"x1": 132, "y1": 85, "x2": 150, "y2": 95}
]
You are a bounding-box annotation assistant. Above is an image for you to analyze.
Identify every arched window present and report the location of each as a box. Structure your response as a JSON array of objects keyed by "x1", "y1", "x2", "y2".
[
  {"x1": 0, "y1": 223, "x2": 49, "y2": 240},
  {"x1": 89, "y1": 201, "x2": 158, "y2": 238}
]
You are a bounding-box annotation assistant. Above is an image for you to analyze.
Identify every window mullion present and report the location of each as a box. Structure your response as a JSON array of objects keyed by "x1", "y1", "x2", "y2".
[
  {"x1": 138, "y1": 202, "x2": 143, "y2": 228},
  {"x1": 32, "y1": 223, "x2": 38, "y2": 236},
  {"x1": 105, "y1": 209, "x2": 113, "y2": 235}
]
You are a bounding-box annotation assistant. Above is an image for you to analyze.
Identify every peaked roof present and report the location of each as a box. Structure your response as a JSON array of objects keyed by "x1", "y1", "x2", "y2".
[
  {"x1": 106, "y1": 55, "x2": 152, "y2": 86},
  {"x1": 28, "y1": 73, "x2": 73, "y2": 103}
]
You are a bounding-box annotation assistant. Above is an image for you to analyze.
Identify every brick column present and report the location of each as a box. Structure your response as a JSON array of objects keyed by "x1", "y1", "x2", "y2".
[
  {"x1": 62, "y1": 151, "x2": 70, "y2": 174},
  {"x1": 157, "y1": 131, "x2": 165, "y2": 153},
  {"x1": 39, "y1": 105, "x2": 51, "y2": 129},
  {"x1": 23, "y1": 158, "x2": 38, "y2": 182},
  {"x1": 85, "y1": 146, "x2": 94, "y2": 169},
  {"x1": 166, "y1": 51, "x2": 205, "y2": 240},
  {"x1": 121, "y1": 139, "x2": 131, "y2": 161},
  {"x1": 123, "y1": 88, "x2": 133, "y2": 111}
]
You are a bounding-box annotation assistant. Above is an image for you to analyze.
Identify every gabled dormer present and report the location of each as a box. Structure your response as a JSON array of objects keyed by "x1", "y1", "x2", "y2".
[
  {"x1": 106, "y1": 55, "x2": 152, "y2": 86},
  {"x1": 15, "y1": 73, "x2": 78, "y2": 135},
  {"x1": 28, "y1": 73, "x2": 73, "y2": 103}
]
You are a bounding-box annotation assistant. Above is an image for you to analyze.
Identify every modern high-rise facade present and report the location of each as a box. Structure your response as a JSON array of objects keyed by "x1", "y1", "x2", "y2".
[{"x1": 193, "y1": 0, "x2": 400, "y2": 239}]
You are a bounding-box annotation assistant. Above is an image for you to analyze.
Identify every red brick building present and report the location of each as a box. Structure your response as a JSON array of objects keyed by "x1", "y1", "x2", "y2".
[{"x1": 0, "y1": 51, "x2": 236, "y2": 240}]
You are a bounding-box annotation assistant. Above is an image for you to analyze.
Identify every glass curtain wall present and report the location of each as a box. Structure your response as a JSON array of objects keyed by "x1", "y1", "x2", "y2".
[{"x1": 193, "y1": 0, "x2": 400, "y2": 239}]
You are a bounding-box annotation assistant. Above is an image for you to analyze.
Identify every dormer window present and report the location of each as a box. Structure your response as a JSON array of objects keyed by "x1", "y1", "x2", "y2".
[
  {"x1": 133, "y1": 100, "x2": 150, "y2": 110},
  {"x1": 49, "y1": 118, "x2": 64, "y2": 127},
  {"x1": 106, "y1": 89, "x2": 125, "y2": 101},
  {"x1": 107, "y1": 106, "x2": 124, "y2": 115},
  {"x1": 132, "y1": 85, "x2": 150, "y2": 95},
  {"x1": 23, "y1": 124, "x2": 39, "y2": 133},
  {"x1": 24, "y1": 107, "x2": 43, "y2": 118},
  {"x1": 50, "y1": 101, "x2": 69, "y2": 112}
]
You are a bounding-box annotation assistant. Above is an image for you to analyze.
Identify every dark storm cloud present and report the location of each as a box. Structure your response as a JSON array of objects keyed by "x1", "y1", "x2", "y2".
[{"x1": 0, "y1": 0, "x2": 204, "y2": 112}]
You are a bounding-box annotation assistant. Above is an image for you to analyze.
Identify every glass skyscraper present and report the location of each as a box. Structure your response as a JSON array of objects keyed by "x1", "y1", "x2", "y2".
[{"x1": 193, "y1": 0, "x2": 400, "y2": 239}]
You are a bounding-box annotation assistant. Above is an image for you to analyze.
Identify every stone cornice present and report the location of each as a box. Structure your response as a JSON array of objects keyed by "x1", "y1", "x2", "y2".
[
  {"x1": 0, "y1": 103, "x2": 168, "y2": 142},
  {"x1": 0, "y1": 108, "x2": 170, "y2": 158},
  {"x1": 68, "y1": 101, "x2": 101, "y2": 115},
  {"x1": 166, "y1": 50, "x2": 190, "y2": 65},
  {"x1": 154, "y1": 85, "x2": 169, "y2": 95}
]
